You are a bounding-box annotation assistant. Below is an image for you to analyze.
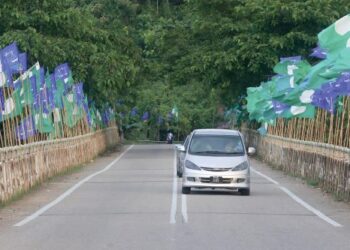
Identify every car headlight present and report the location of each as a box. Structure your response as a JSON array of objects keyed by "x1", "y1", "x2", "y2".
[
  {"x1": 232, "y1": 161, "x2": 249, "y2": 171},
  {"x1": 185, "y1": 160, "x2": 201, "y2": 170}
]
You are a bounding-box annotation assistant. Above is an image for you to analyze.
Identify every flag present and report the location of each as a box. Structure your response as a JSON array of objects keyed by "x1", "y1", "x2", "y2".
[
  {"x1": 0, "y1": 42, "x2": 20, "y2": 74},
  {"x1": 130, "y1": 107, "x2": 138, "y2": 116},
  {"x1": 0, "y1": 58, "x2": 13, "y2": 88},
  {"x1": 273, "y1": 58, "x2": 312, "y2": 88},
  {"x1": 15, "y1": 63, "x2": 41, "y2": 105},
  {"x1": 73, "y1": 83, "x2": 84, "y2": 106},
  {"x1": 318, "y1": 14, "x2": 350, "y2": 58},
  {"x1": 142, "y1": 111, "x2": 149, "y2": 122},
  {"x1": 54, "y1": 63, "x2": 70, "y2": 82},
  {"x1": 18, "y1": 53, "x2": 27, "y2": 72},
  {"x1": 310, "y1": 45, "x2": 327, "y2": 59},
  {"x1": 15, "y1": 116, "x2": 36, "y2": 140},
  {"x1": 0, "y1": 89, "x2": 22, "y2": 121},
  {"x1": 33, "y1": 111, "x2": 54, "y2": 133},
  {"x1": 171, "y1": 105, "x2": 179, "y2": 121},
  {"x1": 62, "y1": 93, "x2": 84, "y2": 128}
]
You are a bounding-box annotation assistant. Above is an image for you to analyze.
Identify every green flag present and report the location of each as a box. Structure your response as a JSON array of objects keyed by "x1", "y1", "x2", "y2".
[
  {"x1": 318, "y1": 14, "x2": 350, "y2": 58},
  {"x1": 33, "y1": 111, "x2": 54, "y2": 133},
  {"x1": 0, "y1": 89, "x2": 22, "y2": 121},
  {"x1": 17, "y1": 62, "x2": 41, "y2": 106}
]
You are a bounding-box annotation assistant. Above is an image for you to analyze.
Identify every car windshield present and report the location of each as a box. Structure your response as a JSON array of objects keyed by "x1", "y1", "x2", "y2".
[{"x1": 189, "y1": 134, "x2": 244, "y2": 156}]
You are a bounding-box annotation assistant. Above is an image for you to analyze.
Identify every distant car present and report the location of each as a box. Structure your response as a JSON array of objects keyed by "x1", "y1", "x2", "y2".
[
  {"x1": 177, "y1": 129, "x2": 256, "y2": 195},
  {"x1": 175, "y1": 135, "x2": 190, "y2": 177}
]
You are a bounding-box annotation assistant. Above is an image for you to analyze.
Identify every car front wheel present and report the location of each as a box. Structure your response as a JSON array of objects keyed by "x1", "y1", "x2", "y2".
[
  {"x1": 182, "y1": 186, "x2": 191, "y2": 194},
  {"x1": 239, "y1": 188, "x2": 250, "y2": 196}
]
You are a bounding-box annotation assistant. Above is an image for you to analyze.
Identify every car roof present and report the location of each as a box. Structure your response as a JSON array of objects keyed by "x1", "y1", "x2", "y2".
[{"x1": 192, "y1": 129, "x2": 241, "y2": 136}]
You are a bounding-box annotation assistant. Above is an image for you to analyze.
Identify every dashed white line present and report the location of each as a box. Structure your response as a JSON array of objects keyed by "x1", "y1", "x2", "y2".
[
  {"x1": 170, "y1": 151, "x2": 178, "y2": 224},
  {"x1": 14, "y1": 145, "x2": 134, "y2": 227},
  {"x1": 251, "y1": 167, "x2": 342, "y2": 227},
  {"x1": 181, "y1": 194, "x2": 188, "y2": 223}
]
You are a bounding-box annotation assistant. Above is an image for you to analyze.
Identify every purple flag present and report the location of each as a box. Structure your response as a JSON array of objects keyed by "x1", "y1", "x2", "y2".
[
  {"x1": 310, "y1": 45, "x2": 327, "y2": 59},
  {"x1": 39, "y1": 68, "x2": 45, "y2": 88},
  {"x1": 0, "y1": 90, "x2": 5, "y2": 111},
  {"x1": 333, "y1": 72, "x2": 350, "y2": 96},
  {"x1": 312, "y1": 90, "x2": 336, "y2": 113},
  {"x1": 102, "y1": 110, "x2": 110, "y2": 126},
  {"x1": 0, "y1": 42, "x2": 20, "y2": 73},
  {"x1": 311, "y1": 73, "x2": 350, "y2": 113},
  {"x1": 142, "y1": 111, "x2": 149, "y2": 122},
  {"x1": 74, "y1": 83, "x2": 84, "y2": 106},
  {"x1": 54, "y1": 63, "x2": 70, "y2": 81},
  {"x1": 15, "y1": 116, "x2": 36, "y2": 140},
  {"x1": 18, "y1": 53, "x2": 27, "y2": 72},
  {"x1": 130, "y1": 107, "x2": 138, "y2": 116}
]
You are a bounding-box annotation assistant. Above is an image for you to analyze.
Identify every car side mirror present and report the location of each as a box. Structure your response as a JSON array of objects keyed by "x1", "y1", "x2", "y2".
[
  {"x1": 247, "y1": 147, "x2": 256, "y2": 156},
  {"x1": 176, "y1": 145, "x2": 186, "y2": 152}
]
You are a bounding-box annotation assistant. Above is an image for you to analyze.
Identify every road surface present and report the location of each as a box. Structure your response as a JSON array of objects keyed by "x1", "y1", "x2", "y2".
[{"x1": 0, "y1": 144, "x2": 350, "y2": 250}]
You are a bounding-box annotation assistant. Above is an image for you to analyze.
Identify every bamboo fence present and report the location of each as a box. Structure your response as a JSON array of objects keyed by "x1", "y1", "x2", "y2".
[{"x1": 267, "y1": 96, "x2": 350, "y2": 148}]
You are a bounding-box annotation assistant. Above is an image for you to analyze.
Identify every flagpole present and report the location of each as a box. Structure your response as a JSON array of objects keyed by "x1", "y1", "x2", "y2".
[
  {"x1": 4, "y1": 86, "x2": 15, "y2": 146},
  {"x1": 345, "y1": 97, "x2": 350, "y2": 148}
]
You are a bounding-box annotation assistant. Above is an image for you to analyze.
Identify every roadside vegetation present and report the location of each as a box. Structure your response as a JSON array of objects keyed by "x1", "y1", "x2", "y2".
[{"x1": 2, "y1": 0, "x2": 350, "y2": 140}]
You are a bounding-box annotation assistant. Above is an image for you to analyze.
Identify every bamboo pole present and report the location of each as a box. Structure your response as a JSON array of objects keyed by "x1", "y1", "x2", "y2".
[
  {"x1": 321, "y1": 110, "x2": 327, "y2": 143},
  {"x1": 339, "y1": 97, "x2": 347, "y2": 146},
  {"x1": 4, "y1": 87, "x2": 15, "y2": 146},
  {"x1": 344, "y1": 97, "x2": 350, "y2": 148},
  {"x1": 327, "y1": 113, "x2": 334, "y2": 144}
]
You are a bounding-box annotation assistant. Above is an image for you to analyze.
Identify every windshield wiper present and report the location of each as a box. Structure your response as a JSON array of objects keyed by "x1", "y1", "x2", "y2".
[{"x1": 194, "y1": 150, "x2": 228, "y2": 154}]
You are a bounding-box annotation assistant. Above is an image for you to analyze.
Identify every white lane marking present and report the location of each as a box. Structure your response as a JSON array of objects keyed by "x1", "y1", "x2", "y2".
[
  {"x1": 170, "y1": 151, "x2": 177, "y2": 224},
  {"x1": 251, "y1": 168, "x2": 279, "y2": 185},
  {"x1": 251, "y1": 167, "x2": 342, "y2": 227},
  {"x1": 181, "y1": 194, "x2": 188, "y2": 223},
  {"x1": 279, "y1": 186, "x2": 342, "y2": 227},
  {"x1": 14, "y1": 145, "x2": 134, "y2": 227}
]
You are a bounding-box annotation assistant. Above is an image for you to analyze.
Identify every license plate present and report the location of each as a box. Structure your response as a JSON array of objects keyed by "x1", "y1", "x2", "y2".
[{"x1": 212, "y1": 176, "x2": 220, "y2": 183}]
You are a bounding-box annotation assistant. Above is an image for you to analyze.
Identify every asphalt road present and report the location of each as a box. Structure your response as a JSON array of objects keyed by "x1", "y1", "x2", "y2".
[{"x1": 1, "y1": 144, "x2": 350, "y2": 250}]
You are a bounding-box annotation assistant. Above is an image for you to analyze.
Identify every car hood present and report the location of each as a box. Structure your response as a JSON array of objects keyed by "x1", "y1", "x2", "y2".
[{"x1": 186, "y1": 154, "x2": 247, "y2": 169}]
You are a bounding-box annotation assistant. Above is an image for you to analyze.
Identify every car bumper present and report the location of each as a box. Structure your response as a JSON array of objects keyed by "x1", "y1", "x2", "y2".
[{"x1": 182, "y1": 169, "x2": 250, "y2": 189}]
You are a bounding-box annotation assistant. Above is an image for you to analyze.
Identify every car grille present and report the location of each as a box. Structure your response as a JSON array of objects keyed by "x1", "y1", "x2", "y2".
[
  {"x1": 200, "y1": 177, "x2": 233, "y2": 184},
  {"x1": 200, "y1": 167, "x2": 232, "y2": 172}
]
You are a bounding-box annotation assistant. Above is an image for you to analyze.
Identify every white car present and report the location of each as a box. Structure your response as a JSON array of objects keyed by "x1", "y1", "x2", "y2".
[{"x1": 177, "y1": 129, "x2": 255, "y2": 195}]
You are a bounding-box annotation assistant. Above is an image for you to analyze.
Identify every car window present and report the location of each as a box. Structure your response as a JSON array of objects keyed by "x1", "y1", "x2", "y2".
[{"x1": 189, "y1": 134, "x2": 244, "y2": 156}]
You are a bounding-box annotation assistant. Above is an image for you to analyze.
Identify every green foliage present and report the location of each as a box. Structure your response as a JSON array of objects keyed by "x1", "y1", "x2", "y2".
[{"x1": 2, "y1": 0, "x2": 350, "y2": 139}]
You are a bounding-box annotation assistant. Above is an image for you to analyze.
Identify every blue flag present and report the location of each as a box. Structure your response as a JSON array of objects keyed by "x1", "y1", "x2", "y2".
[
  {"x1": 15, "y1": 116, "x2": 36, "y2": 140},
  {"x1": 142, "y1": 111, "x2": 149, "y2": 122},
  {"x1": 0, "y1": 42, "x2": 20, "y2": 74},
  {"x1": 54, "y1": 63, "x2": 70, "y2": 82}
]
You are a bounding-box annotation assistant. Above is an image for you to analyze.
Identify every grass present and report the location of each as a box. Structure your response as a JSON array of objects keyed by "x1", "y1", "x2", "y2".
[{"x1": 306, "y1": 179, "x2": 320, "y2": 188}]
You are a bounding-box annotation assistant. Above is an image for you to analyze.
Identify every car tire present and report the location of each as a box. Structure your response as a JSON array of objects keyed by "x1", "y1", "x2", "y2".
[
  {"x1": 240, "y1": 188, "x2": 250, "y2": 196},
  {"x1": 182, "y1": 186, "x2": 191, "y2": 194}
]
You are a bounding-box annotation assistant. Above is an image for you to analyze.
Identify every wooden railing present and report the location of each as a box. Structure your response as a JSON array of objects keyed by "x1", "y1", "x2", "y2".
[
  {"x1": 242, "y1": 128, "x2": 350, "y2": 201},
  {"x1": 0, "y1": 127, "x2": 120, "y2": 204}
]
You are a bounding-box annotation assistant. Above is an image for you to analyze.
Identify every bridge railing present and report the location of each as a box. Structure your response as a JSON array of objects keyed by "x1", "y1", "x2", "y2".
[
  {"x1": 242, "y1": 128, "x2": 350, "y2": 201},
  {"x1": 0, "y1": 127, "x2": 120, "y2": 204}
]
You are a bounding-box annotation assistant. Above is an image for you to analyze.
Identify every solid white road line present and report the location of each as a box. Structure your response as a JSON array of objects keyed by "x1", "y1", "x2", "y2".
[
  {"x1": 170, "y1": 151, "x2": 178, "y2": 224},
  {"x1": 14, "y1": 145, "x2": 134, "y2": 227},
  {"x1": 251, "y1": 167, "x2": 342, "y2": 227},
  {"x1": 181, "y1": 194, "x2": 188, "y2": 223}
]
